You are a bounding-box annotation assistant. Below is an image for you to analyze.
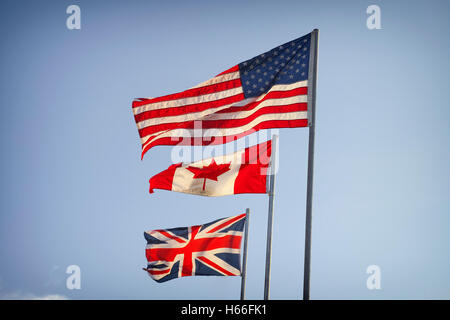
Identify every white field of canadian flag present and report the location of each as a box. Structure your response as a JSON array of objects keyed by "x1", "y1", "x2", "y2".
[{"x1": 149, "y1": 140, "x2": 272, "y2": 197}]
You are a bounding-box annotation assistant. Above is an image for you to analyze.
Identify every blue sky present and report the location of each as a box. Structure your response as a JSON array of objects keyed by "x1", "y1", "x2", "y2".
[{"x1": 0, "y1": 0, "x2": 449, "y2": 299}]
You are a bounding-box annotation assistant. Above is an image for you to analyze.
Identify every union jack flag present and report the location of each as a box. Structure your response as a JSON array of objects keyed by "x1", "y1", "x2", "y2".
[{"x1": 143, "y1": 213, "x2": 246, "y2": 282}]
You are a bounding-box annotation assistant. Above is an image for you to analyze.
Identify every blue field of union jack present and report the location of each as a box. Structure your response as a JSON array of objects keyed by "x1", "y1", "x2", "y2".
[{"x1": 144, "y1": 213, "x2": 246, "y2": 282}]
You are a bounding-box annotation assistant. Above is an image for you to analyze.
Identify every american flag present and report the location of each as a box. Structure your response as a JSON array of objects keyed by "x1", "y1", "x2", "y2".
[
  {"x1": 143, "y1": 213, "x2": 246, "y2": 282},
  {"x1": 132, "y1": 32, "x2": 311, "y2": 159}
]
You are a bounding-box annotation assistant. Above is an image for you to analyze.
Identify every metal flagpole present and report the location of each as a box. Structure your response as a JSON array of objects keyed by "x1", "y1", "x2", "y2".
[
  {"x1": 303, "y1": 28, "x2": 319, "y2": 301},
  {"x1": 264, "y1": 134, "x2": 278, "y2": 300},
  {"x1": 240, "y1": 208, "x2": 250, "y2": 300}
]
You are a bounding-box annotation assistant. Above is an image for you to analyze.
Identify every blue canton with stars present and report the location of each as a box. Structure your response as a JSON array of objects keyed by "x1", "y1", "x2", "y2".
[{"x1": 238, "y1": 33, "x2": 311, "y2": 98}]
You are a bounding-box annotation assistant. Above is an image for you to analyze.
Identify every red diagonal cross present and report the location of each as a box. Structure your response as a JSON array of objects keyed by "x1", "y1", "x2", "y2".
[{"x1": 146, "y1": 226, "x2": 242, "y2": 277}]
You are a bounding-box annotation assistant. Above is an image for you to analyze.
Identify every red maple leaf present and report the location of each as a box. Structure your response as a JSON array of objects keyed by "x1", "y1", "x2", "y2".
[{"x1": 186, "y1": 159, "x2": 231, "y2": 191}]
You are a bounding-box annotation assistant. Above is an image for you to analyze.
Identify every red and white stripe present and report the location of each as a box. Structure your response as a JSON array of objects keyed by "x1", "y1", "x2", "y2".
[{"x1": 132, "y1": 65, "x2": 308, "y2": 159}]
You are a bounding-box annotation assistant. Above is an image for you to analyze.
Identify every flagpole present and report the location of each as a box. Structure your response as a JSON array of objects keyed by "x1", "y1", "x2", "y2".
[
  {"x1": 264, "y1": 134, "x2": 278, "y2": 300},
  {"x1": 240, "y1": 208, "x2": 250, "y2": 300},
  {"x1": 303, "y1": 28, "x2": 319, "y2": 301}
]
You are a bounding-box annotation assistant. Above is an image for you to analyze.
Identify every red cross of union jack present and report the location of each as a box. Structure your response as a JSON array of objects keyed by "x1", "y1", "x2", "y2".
[{"x1": 143, "y1": 213, "x2": 246, "y2": 282}]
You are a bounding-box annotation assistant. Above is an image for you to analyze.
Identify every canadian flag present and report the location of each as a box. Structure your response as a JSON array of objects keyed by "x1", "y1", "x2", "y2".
[{"x1": 149, "y1": 140, "x2": 272, "y2": 197}]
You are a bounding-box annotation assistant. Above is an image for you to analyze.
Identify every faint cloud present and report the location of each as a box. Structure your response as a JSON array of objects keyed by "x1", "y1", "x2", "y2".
[
  {"x1": 31, "y1": 294, "x2": 69, "y2": 300},
  {"x1": 0, "y1": 292, "x2": 69, "y2": 300}
]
